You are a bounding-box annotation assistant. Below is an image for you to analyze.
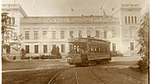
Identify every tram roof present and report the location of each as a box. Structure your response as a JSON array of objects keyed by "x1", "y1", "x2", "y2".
[{"x1": 68, "y1": 37, "x2": 110, "y2": 44}]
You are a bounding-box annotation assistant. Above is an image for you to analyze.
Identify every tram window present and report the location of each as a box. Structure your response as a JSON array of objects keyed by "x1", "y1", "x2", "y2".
[
  {"x1": 103, "y1": 46, "x2": 105, "y2": 53},
  {"x1": 106, "y1": 46, "x2": 108, "y2": 52},
  {"x1": 100, "y1": 46, "x2": 102, "y2": 53},
  {"x1": 96, "y1": 47, "x2": 99, "y2": 53},
  {"x1": 99, "y1": 47, "x2": 101, "y2": 53},
  {"x1": 104, "y1": 46, "x2": 106, "y2": 53},
  {"x1": 73, "y1": 45, "x2": 78, "y2": 53},
  {"x1": 105, "y1": 46, "x2": 107, "y2": 53},
  {"x1": 99, "y1": 46, "x2": 101, "y2": 53},
  {"x1": 102, "y1": 46, "x2": 104, "y2": 53},
  {"x1": 91, "y1": 48, "x2": 93, "y2": 53},
  {"x1": 95, "y1": 48, "x2": 96, "y2": 53},
  {"x1": 89, "y1": 44, "x2": 91, "y2": 53}
]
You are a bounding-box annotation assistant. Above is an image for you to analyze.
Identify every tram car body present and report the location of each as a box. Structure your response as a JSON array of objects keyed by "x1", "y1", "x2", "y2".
[{"x1": 67, "y1": 37, "x2": 111, "y2": 66}]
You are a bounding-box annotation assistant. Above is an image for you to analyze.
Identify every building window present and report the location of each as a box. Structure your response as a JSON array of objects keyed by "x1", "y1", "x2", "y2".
[
  {"x1": 52, "y1": 44, "x2": 56, "y2": 49},
  {"x1": 112, "y1": 43, "x2": 116, "y2": 51},
  {"x1": 25, "y1": 31, "x2": 29, "y2": 40},
  {"x1": 87, "y1": 30, "x2": 91, "y2": 37},
  {"x1": 34, "y1": 45, "x2": 38, "y2": 53},
  {"x1": 61, "y1": 44, "x2": 65, "y2": 53},
  {"x1": 25, "y1": 45, "x2": 29, "y2": 53},
  {"x1": 52, "y1": 31, "x2": 56, "y2": 39},
  {"x1": 69, "y1": 30, "x2": 74, "y2": 38},
  {"x1": 104, "y1": 30, "x2": 107, "y2": 39},
  {"x1": 43, "y1": 45, "x2": 47, "y2": 53},
  {"x1": 34, "y1": 31, "x2": 38, "y2": 39},
  {"x1": 135, "y1": 16, "x2": 137, "y2": 23},
  {"x1": 131, "y1": 16, "x2": 134, "y2": 23},
  {"x1": 125, "y1": 16, "x2": 127, "y2": 24},
  {"x1": 69, "y1": 45, "x2": 73, "y2": 51},
  {"x1": 60, "y1": 30, "x2": 65, "y2": 39},
  {"x1": 95, "y1": 30, "x2": 100, "y2": 38},
  {"x1": 6, "y1": 45, "x2": 10, "y2": 54},
  {"x1": 78, "y1": 30, "x2": 82, "y2": 38},
  {"x1": 128, "y1": 16, "x2": 130, "y2": 23},
  {"x1": 43, "y1": 31, "x2": 47, "y2": 39},
  {"x1": 130, "y1": 42, "x2": 134, "y2": 50},
  {"x1": 112, "y1": 30, "x2": 116, "y2": 38}
]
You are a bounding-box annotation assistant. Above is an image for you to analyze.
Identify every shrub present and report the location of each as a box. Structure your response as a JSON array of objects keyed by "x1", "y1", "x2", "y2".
[
  {"x1": 138, "y1": 57, "x2": 148, "y2": 73},
  {"x1": 32, "y1": 56, "x2": 40, "y2": 59},
  {"x1": 40, "y1": 55, "x2": 50, "y2": 59},
  {"x1": 24, "y1": 56, "x2": 30, "y2": 60}
]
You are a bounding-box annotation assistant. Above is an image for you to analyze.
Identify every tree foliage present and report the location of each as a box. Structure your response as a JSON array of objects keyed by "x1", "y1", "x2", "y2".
[
  {"x1": 137, "y1": 12, "x2": 149, "y2": 72},
  {"x1": 2, "y1": 12, "x2": 22, "y2": 53},
  {"x1": 51, "y1": 46, "x2": 61, "y2": 58},
  {"x1": 21, "y1": 48, "x2": 26, "y2": 59}
]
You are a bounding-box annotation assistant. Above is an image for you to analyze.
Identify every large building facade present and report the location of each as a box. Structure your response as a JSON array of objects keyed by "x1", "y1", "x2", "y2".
[{"x1": 2, "y1": 2, "x2": 141, "y2": 58}]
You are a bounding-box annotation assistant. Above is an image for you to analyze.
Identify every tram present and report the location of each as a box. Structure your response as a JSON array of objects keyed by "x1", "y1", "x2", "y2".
[{"x1": 67, "y1": 37, "x2": 111, "y2": 67}]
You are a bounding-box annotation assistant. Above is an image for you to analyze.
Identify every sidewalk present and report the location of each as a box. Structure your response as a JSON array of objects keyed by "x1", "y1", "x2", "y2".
[
  {"x1": 8, "y1": 58, "x2": 67, "y2": 62},
  {"x1": 112, "y1": 56, "x2": 141, "y2": 62},
  {"x1": 2, "y1": 68, "x2": 50, "y2": 73}
]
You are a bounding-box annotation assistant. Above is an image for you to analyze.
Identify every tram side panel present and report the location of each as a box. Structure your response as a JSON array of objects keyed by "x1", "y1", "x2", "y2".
[
  {"x1": 87, "y1": 53, "x2": 111, "y2": 61},
  {"x1": 86, "y1": 43, "x2": 111, "y2": 62}
]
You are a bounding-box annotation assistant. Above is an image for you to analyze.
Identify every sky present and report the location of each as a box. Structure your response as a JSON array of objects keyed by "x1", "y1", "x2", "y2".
[{"x1": 1, "y1": 0, "x2": 150, "y2": 16}]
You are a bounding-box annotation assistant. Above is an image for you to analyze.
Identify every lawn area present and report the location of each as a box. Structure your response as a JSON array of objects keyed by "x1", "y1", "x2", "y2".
[
  {"x1": 2, "y1": 69, "x2": 63, "y2": 84},
  {"x1": 2, "y1": 60, "x2": 69, "y2": 70},
  {"x1": 2, "y1": 60, "x2": 71, "y2": 84}
]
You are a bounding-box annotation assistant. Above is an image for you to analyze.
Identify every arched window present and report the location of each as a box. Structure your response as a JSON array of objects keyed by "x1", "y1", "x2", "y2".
[
  {"x1": 125, "y1": 16, "x2": 127, "y2": 24},
  {"x1": 128, "y1": 16, "x2": 130, "y2": 23},
  {"x1": 135, "y1": 16, "x2": 137, "y2": 23},
  {"x1": 131, "y1": 16, "x2": 134, "y2": 23}
]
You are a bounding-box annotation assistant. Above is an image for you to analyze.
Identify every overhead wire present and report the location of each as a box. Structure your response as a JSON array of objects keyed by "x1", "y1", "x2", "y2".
[{"x1": 67, "y1": 0, "x2": 76, "y2": 16}]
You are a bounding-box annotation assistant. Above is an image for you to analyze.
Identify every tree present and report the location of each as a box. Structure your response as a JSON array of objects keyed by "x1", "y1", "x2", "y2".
[
  {"x1": 137, "y1": 11, "x2": 149, "y2": 72},
  {"x1": 51, "y1": 45, "x2": 57, "y2": 55},
  {"x1": 1, "y1": 12, "x2": 22, "y2": 60},
  {"x1": 21, "y1": 48, "x2": 26, "y2": 60},
  {"x1": 51, "y1": 46, "x2": 61, "y2": 58},
  {"x1": 56, "y1": 46, "x2": 61, "y2": 58}
]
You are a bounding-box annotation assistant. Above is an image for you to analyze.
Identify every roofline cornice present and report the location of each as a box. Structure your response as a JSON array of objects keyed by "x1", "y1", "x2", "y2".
[{"x1": 2, "y1": 4, "x2": 28, "y2": 17}]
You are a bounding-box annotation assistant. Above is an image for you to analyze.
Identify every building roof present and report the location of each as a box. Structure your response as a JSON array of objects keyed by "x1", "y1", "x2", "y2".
[
  {"x1": 2, "y1": 4, "x2": 28, "y2": 17},
  {"x1": 21, "y1": 15, "x2": 119, "y2": 24}
]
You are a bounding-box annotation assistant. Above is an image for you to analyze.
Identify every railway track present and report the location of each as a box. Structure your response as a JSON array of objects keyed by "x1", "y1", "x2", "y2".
[
  {"x1": 47, "y1": 70, "x2": 64, "y2": 84},
  {"x1": 48, "y1": 67, "x2": 105, "y2": 84},
  {"x1": 47, "y1": 67, "x2": 76, "y2": 84},
  {"x1": 90, "y1": 67, "x2": 105, "y2": 84},
  {"x1": 75, "y1": 70, "x2": 80, "y2": 84},
  {"x1": 75, "y1": 67, "x2": 105, "y2": 84},
  {"x1": 48, "y1": 67, "x2": 75, "y2": 84}
]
